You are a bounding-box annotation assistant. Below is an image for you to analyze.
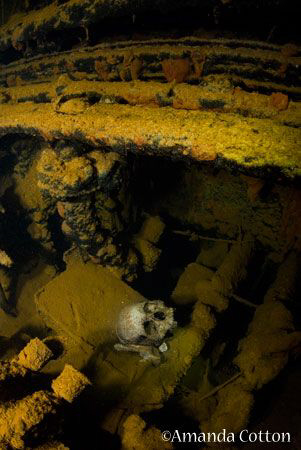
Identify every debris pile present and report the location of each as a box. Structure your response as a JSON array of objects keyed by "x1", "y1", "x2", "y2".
[{"x1": 0, "y1": 338, "x2": 90, "y2": 449}]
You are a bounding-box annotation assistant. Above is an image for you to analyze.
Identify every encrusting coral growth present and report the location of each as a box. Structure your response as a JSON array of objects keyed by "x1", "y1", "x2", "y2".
[
  {"x1": 11, "y1": 139, "x2": 55, "y2": 253},
  {"x1": 13, "y1": 337, "x2": 53, "y2": 371},
  {"x1": 35, "y1": 142, "x2": 166, "y2": 280},
  {"x1": 37, "y1": 142, "x2": 139, "y2": 276},
  {"x1": 0, "y1": 391, "x2": 61, "y2": 449},
  {"x1": 0, "y1": 338, "x2": 90, "y2": 449}
]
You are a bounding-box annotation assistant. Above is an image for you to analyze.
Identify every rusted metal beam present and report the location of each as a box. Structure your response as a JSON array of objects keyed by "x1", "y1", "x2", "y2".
[
  {"x1": 1, "y1": 38, "x2": 300, "y2": 98},
  {"x1": 1, "y1": 79, "x2": 300, "y2": 127},
  {"x1": 0, "y1": 101, "x2": 300, "y2": 178}
]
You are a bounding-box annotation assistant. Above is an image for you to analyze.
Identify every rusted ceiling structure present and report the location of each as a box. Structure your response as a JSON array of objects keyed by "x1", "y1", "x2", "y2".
[{"x1": 0, "y1": 0, "x2": 300, "y2": 178}]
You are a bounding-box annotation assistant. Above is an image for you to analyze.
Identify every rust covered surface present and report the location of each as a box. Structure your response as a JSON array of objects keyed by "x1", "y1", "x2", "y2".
[{"x1": 0, "y1": 100, "x2": 300, "y2": 177}]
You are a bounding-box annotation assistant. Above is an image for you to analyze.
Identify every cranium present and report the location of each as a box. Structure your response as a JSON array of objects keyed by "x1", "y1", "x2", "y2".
[{"x1": 116, "y1": 300, "x2": 176, "y2": 347}]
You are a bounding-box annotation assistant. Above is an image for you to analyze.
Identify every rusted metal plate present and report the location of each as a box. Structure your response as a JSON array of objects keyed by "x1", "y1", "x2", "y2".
[{"x1": 0, "y1": 100, "x2": 300, "y2": 177}]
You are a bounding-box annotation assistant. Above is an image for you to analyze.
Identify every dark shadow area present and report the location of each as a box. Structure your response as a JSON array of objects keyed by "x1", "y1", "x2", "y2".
[
  {"x1": 244, "y1": 359, "x2": 301, "y2": 449},
  {"x1": 1, "y1": 0, "x2": 299, "y2": 64}
]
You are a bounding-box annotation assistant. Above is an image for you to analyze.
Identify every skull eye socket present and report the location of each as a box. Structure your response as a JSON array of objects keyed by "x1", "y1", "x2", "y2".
[{"x1": 154, "y1": 311, "x2": 165, "y2": 321}]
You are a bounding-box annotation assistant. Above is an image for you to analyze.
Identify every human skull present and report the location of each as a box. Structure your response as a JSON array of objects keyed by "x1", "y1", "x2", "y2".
[{"x1": 116, "y1": 300, "x2": 176, "y2": 347}]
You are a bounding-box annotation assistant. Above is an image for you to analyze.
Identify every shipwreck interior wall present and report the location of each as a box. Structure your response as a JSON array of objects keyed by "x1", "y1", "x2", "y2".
[{"x1": 0, "y1": 1, "x2": 300, "y2": 449}]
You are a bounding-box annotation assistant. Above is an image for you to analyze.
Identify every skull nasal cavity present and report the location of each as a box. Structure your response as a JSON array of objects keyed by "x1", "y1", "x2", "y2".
[{"x1": 154, "y1": 311, "x2": 165, "y2": 320}]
